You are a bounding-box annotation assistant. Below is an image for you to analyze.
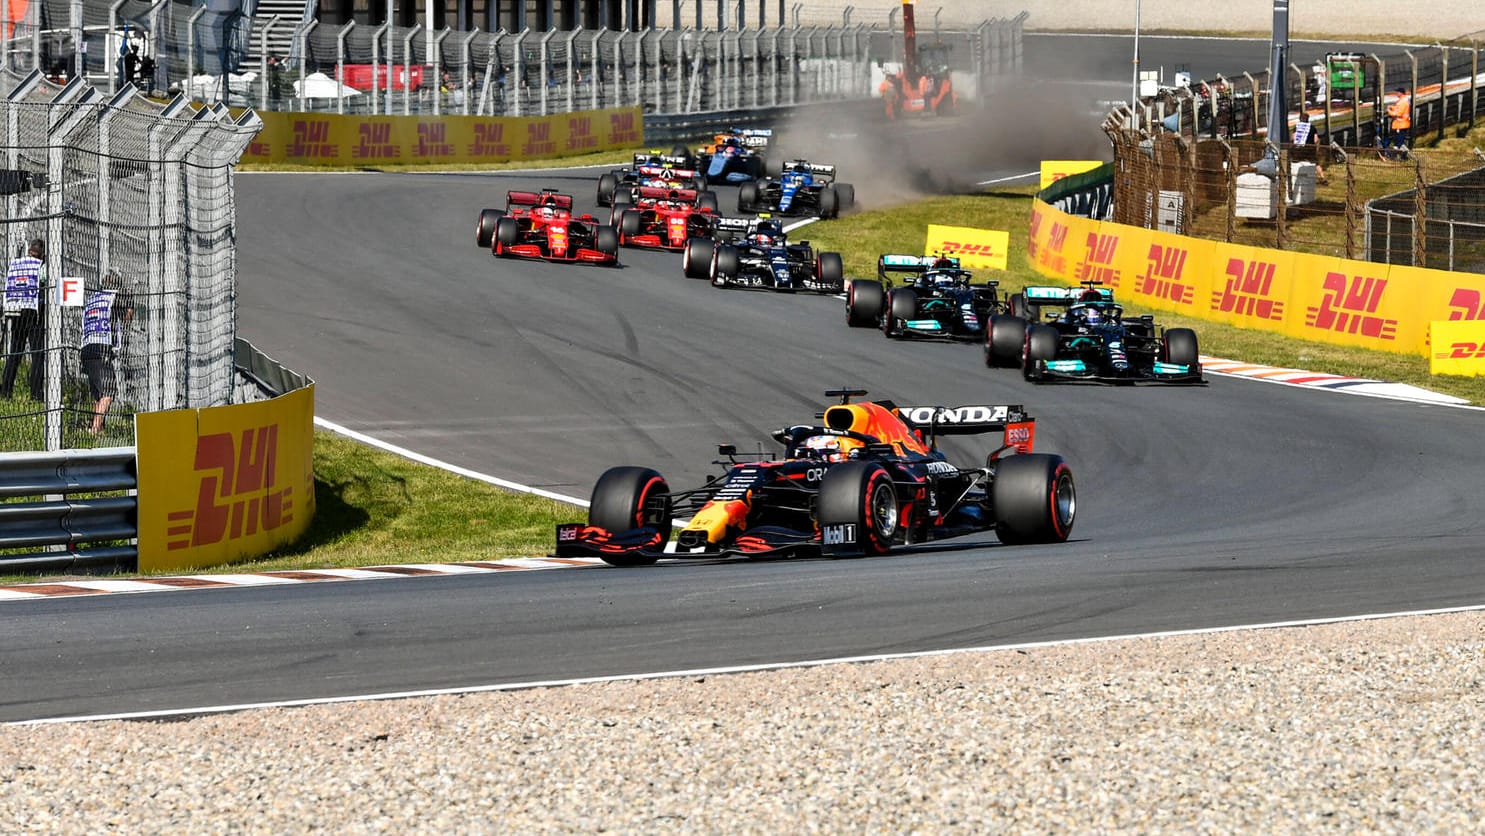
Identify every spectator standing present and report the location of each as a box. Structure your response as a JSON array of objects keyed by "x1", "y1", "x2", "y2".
[
  {"x1": 267, "y1": 55, "x2": 284, "y2": 107},
  {"x1": 80, "y1": 271, "x2": 134, "y2": 436},
  {"x1": 1292, "y1": 110, "x2": 1327, "y2": 183},
  {"x1": 1385, "y1": 86, "x2": 1411, "y2": 159},
  {"x1": 1, "y1": 238, "x2": 46, "y2": 401}
]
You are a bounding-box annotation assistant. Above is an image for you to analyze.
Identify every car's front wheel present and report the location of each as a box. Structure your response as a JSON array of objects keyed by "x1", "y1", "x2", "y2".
[
  {"x1": 847, "y1": 279, "x2": 884, "y2": 327},
  {"x1": 818, "y1": 461, "x2": 899, "y2": 557},
  {"x1": 589, "y1": 466, "x2": 671, "y2": 566}
]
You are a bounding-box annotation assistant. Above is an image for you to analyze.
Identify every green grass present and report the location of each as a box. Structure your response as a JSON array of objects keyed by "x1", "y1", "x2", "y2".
[{"x1": 7, "y1": 153, "x2": 1485, "y2": 584}]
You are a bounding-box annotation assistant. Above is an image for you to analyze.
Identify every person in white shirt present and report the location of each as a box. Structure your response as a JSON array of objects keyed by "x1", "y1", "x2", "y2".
[
  {"x1": 2, "y1": 238, "x2": 45, "y2": 401},
  {"x1": 80, "y1": 271, "x2": 134, "y2": 436}
]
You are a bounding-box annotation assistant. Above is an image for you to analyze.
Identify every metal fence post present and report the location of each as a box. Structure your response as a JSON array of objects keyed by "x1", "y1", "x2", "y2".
[
  {"x1": 1414, "y1": 157, "x2": 1426, "y2": 267},
  {"x1": 144, "y1": 96, "x2": 188, "y2": 413},
  {"x1": 96, "y1": 85, "x2": 134, "y2": 297},
  {"x1": 107, "y1": 0, "x2": 129, "y2": 94},
  {"x1": 434, "y1": 28, "x2": 451, "y2": 115},
  {"x1": 296, "y1": 20, "x2": 318, "y2": 111},
  {"x1": 186, "y1": 6, "x2": 206, "y2": 102},
  {"x1": 589, "y1": 29, "x2": 603, "y2": 111},
  {"x1": 402, "y1": 24, "x2": 421, "y2": 115},
  {"x1": 337, "y1": 21, "x2": 356, "y2": 115},
  {"x1": 635, "y1": 28, "x2": 649, "y2": 112},
  {"x1": 513, "y1": 28, "x2": 529, "y2": 115},
  {"x1": 563, "y1": 28, "x2": 579, "y2": 115},
  {"x1": 1437, "y1": 44, "x2": 1447, "y2": 143},
  {"x1": 259, "y1": 15, "x2": 282, "y2": 111}
]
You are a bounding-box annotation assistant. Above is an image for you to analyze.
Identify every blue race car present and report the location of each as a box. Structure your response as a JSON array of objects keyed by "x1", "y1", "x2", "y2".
[
  {"x1": 694, "y1": 128, "x2": 771, "y2": 183},
  {"x1": 738, "y1": 160, "x2": 856, "y2": 219}
]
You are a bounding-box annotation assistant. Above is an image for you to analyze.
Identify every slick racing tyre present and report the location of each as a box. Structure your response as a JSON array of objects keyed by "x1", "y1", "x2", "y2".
[
  {"x1": 818, "y1": 461, "x2": 899, "y2": 557},
  {"x1": 816, "y1": 252, "x2": 844, "y2": 289},
  {"x1": 836, "y1": 183, "x2": 856, "y2": 212},
  {"x1": 595, "y1": 225, "x2": 620, "y2": 257},
  {"x1": 846, "y1": 279, "x2": 884, "y2": 327},
  {"x1": 1022, "y1": 323, "x2": 1059, "y2": 381},
  {"x1": 596, "y1": 173, "x2": 619, "y2": 206},
  {"x1": 618, "y1": 209, "x2": 643, "y2": 241},
  {"x1": 737, "y1": 181, "x2": 759, "y2": 213},
  {"x1": 1008, "y1": 292, "x2": 1039, "y2": 322},
  {"x1": 985, "y1": 315, "x2": 1028, "y2": 368},
  {"x1": 476, "y1": 209, "x2": 502, "y2": 249},
  {"x1": 819, "y1": 186, "x2": 839, "y2": 219},
  {"x1": 589, "y1": 466, "x2": 671, "y2": 566},
  {"x1": 683, "y1": 238, "x2": 714, "y2": 279},
  {"x1": 764, "y1": 156, "x2": 783, "y2": 179},
  {"x1": 711, "y1": 244, "x2": 740, "y2": 286},
  {"x1": 1162, "y1": 327, "x2": 1200, "y2": 368},
  {"x1": 696, "y1": 190, "x2": 720, "y2": 213},
  {"x1": 883, "y1": 287, "x2": 917, "y2": 338},
  {"x1": 991, "y1": 454, "x2": 1075, "y2": 545},
  {"x1": 493, "y1": 216, "x2": 520, "y2": 255}
]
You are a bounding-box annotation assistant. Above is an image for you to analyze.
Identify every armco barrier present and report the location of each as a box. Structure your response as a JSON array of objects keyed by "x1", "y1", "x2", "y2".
[
  {"x1": 1028, "y1": 196, "x2": 1485, "y2": 357},
  {"x1": 242, "y1": 106, "x2": 642, "y2": 165},
  {"x1": 0, "y1": 448, "x2": 139, "y2": 574}
]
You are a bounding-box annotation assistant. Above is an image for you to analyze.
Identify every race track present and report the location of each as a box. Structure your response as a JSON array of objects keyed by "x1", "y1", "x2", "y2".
[{"x1": 2, "y1": 35, "x2": 1483, "y2": 723}]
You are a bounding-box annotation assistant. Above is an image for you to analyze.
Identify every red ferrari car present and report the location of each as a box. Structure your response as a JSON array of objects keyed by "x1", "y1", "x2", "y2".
[
  {"x1": 475, "y1": 189, "x2": 618, "y2": 265},
  {"x1": 611, "y1": 186, "x2": 723, "y2": 251}
]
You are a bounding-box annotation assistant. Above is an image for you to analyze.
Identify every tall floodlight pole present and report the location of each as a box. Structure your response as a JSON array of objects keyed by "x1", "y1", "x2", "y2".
[
  {"x1": 386, "y1": 0, "x2": 394, "y2": 115},
  {"x1": 1130, "y1": 0, "x2": 1141, "y2": 107},
  {"x1": 1267, "y1": 0, "x2": 1290, "y2": 145}
]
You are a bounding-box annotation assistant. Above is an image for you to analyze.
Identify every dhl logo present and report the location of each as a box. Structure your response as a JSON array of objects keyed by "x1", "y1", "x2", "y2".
[
  {"x1": 940, "y1": 242, "x2": 1001, "y2": 257},
  {"x1": 166, "y1": 425, "x2": 293, "y2": 550},
  {"x1": 1074, "y1": 232, "x2": 1121, "y2": 287},
  {"x1": 468, "y1": 123, "x2": 510, "y2": 157},
  {"x1": 1027, "y1": 210, "x2": 1043, "y2": 260},
  {"x1": 567, "y1": 116, "x2": 597, "y2": 151},
  {"x1": 1447, "y1": 288, "x2": 1485, "y2": 320},
  {"x1": 354, "y1": 122, "x2": 401, "y2": 159},
  {"x1": 1138, "y1": 244, "x2": 1195, "y2": 305},
  {"x1": 416, "y1": 122, "x2": 453, "y2": 157},
  {"x1": 523, "y1": 121, "x2": 556, "y2": 156},
  {"x1": 1435, "y1": 342, "x2": 1485, "y2": 360},
  {"x1": 247, "y1": 140, "x2": 271, "y2": 157},
  {"x1": 1212, "y1": 257, "x2": 1284, "y2": 320},
  {"x1": 609, "y1": 111, "x2": 640, "y2": 143},
  {"x1": 1036, "y1": 220, "x2": 1069, "y2": 274},
  {"x1": 1305, "y1": 272, "x2": 1397, "y2": 340},
  {"x1": 287, "y1": 120, "x2": 338, "y2": 159}
]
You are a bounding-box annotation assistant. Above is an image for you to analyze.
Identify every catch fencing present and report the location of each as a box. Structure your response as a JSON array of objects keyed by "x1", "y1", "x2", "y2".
[
  {"x1": 1102, "y1": 37, "x2": 1485, "y2": 273},
  {"x1": 0, "y1": 68, "x2": 260, "y2": 454},
  {"x1": 2, "y1": 6, "x2": 1024, "y2": 119}
]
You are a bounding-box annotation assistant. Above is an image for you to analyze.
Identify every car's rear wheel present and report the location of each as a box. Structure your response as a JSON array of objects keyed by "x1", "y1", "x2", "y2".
[
  {"x1": 737, "y1": 181, "x2": 759, "y2": 213},
  {"x1": 1023, "y1": 323, "x2": 1059, "y2": 381},
  {"x1": 992, "y1": 454, "x2": 1075, "y2": 545},
  {"x1": 986, "y1": 314, "x2": 1028, "y2": 368},
  {"x1": 1163, "y1": 327, "x2": 1200, "y2": 367},
  {"x1": 817, "y1": 461, "x2": 898, "y2": 557},
  {"x1": 596, "y1": 173, "x2": 618, "y2": 206},
  {"x1": 1008, "y1": 292, "x2": 1039, "y2": 321},
  {"x1": 764, "y1": 156, "x2": 782, "y2": 179},
  {"x1": 476, "y1": 209, "x2": 502, "y2": 249},
  {"x1": 819, "y1": 186, "x2": 839, "y2": 219},
  {"x1": 816, "y1": 252, "x2": 844, "y2": 289},
  {"x1": 595, "y1": 225, "x2": 619, "y2": 257},
  {"x1": 884, "y1": 287, "x2": 917, "y2": 338},
  {"x1": 589, "y1": 466, "x2": 670, "y2": 566},
  {"x1": 847, "y1": 279, "x2": 884, "y2": 327},
  {"x1": 683, "y1": 238, "x2": 714, "y2": 279},
  {"x1": 836, "y1": 183, "x2": 855, "y2": 211}
]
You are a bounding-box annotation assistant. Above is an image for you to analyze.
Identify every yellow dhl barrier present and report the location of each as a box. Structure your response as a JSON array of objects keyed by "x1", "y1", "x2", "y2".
[
  {"x1": 135, "y1": 385, "x2": 316, "y2": 572},
  {"x1": 1429, "y1": 320, "x2": 1485, "y2": 376},
  {"x1": 1028, "y1": 199, "x2": 1485, "y2": 359},
  {"x1": 1038, "y1": 160, "x2": 1104, "y2": 192},
  {"x1": 924, "y1": 224, "x2": 1009, "y2": 270},
  {"x1": 241, "y1": 107, "x2": 644, "y2": 166}
]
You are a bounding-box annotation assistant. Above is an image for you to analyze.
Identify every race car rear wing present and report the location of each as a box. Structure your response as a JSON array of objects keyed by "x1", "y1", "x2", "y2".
[
  {"x1": 712, "y1": 216, "x2": 754, "y2": 243},
  {"x1": 1023, "y1": 284, "x2": 1114, "y2": 306},
  {"x1": 508, "y1": 190, "x2": 573, "y2": 210},
  {"x1": 634, "y1": 184, "x2": 698, "y2": 202},
  {"x1": 877, "y1": 253, "x2": 960, "y2": 282},
  {"x1": 632, "y1": 152, "x2": 692, "y2": 167},
  {"x1": 636, "y1": 164, "x2": 701, "y2": 180},
  {"x1": 739, "y1": 128, "x2": 772, "y2": 147},
  {"x1": 783, "y1": 160, "x2": 836, "y2": 178},
  {"x1": 895, "y1": 404, "x2": 1036, "y2": 453}
]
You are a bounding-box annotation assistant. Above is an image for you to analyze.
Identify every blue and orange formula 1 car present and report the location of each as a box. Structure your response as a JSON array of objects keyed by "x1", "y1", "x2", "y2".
[
  {"x1": 610, "y1": 186, "x2": 724, "y2": 251},
  {"x1": 475, "y1": 189, "x2": 618, "y2": 265},
  {"x1": 554, "y1": 389, "x2": 1076, "y2": 565},
  {"x1": 738, "y1": 160, "x2": 856, "y2": 218},
  {"x1": 983, "y1": 282, "x2": 1204, "y2": 384},
  {"x1": 847, "y1": 254, "x2": 1023, "y2": 340},
  {"x1": 680, "y1": 216, "x2": 844, "y2": 292},
  {"x1": 596, "y1": 152, "x2": 708, "y2": 207},
  {"x1": 694, "y1": 127, "x2": 772, "y2": 183}
]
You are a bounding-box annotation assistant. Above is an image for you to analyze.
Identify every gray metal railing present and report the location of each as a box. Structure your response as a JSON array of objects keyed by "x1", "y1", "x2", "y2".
[{"x1": 0, "y1": 447, "x2": 137, "y2": 573}]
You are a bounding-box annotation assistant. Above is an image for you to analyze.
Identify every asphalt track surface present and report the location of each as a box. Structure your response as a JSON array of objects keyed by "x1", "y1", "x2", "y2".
[{"x1": 4, "y1": 37, "x2": 1484, "y2": 723}]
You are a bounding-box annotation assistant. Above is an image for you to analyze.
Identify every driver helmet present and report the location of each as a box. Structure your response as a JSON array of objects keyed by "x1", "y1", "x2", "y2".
[
  {"x1": 1080, "y1": 289, "x2": 1102, "y2": 303},
  {"x1": 1084, "y1": 305, "x2": 1104, "y2": 325},
  {"x1": 799, "y1": 434, "x2": 863, "y2": 462},
  {"x1": 725, "y1": 137, "x2": 741, "y2": 149}
]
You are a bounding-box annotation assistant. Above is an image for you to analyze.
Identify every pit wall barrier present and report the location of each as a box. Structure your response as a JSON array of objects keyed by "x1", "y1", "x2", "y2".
[
  {"x1": 1028, "y1": 196, "x2": 1485, "y2": 359},
  {"x1": 241, "y1": 106, "x2": 643, "y2": 166},
  {"x1": 135, "y1": 383, "x2": 316, "y2": 573}
]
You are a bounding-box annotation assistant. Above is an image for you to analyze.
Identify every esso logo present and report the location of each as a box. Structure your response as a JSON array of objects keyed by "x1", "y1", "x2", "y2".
[{"x1": 1007, "y1": 426, "x2": 1032, "y2": 445}]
